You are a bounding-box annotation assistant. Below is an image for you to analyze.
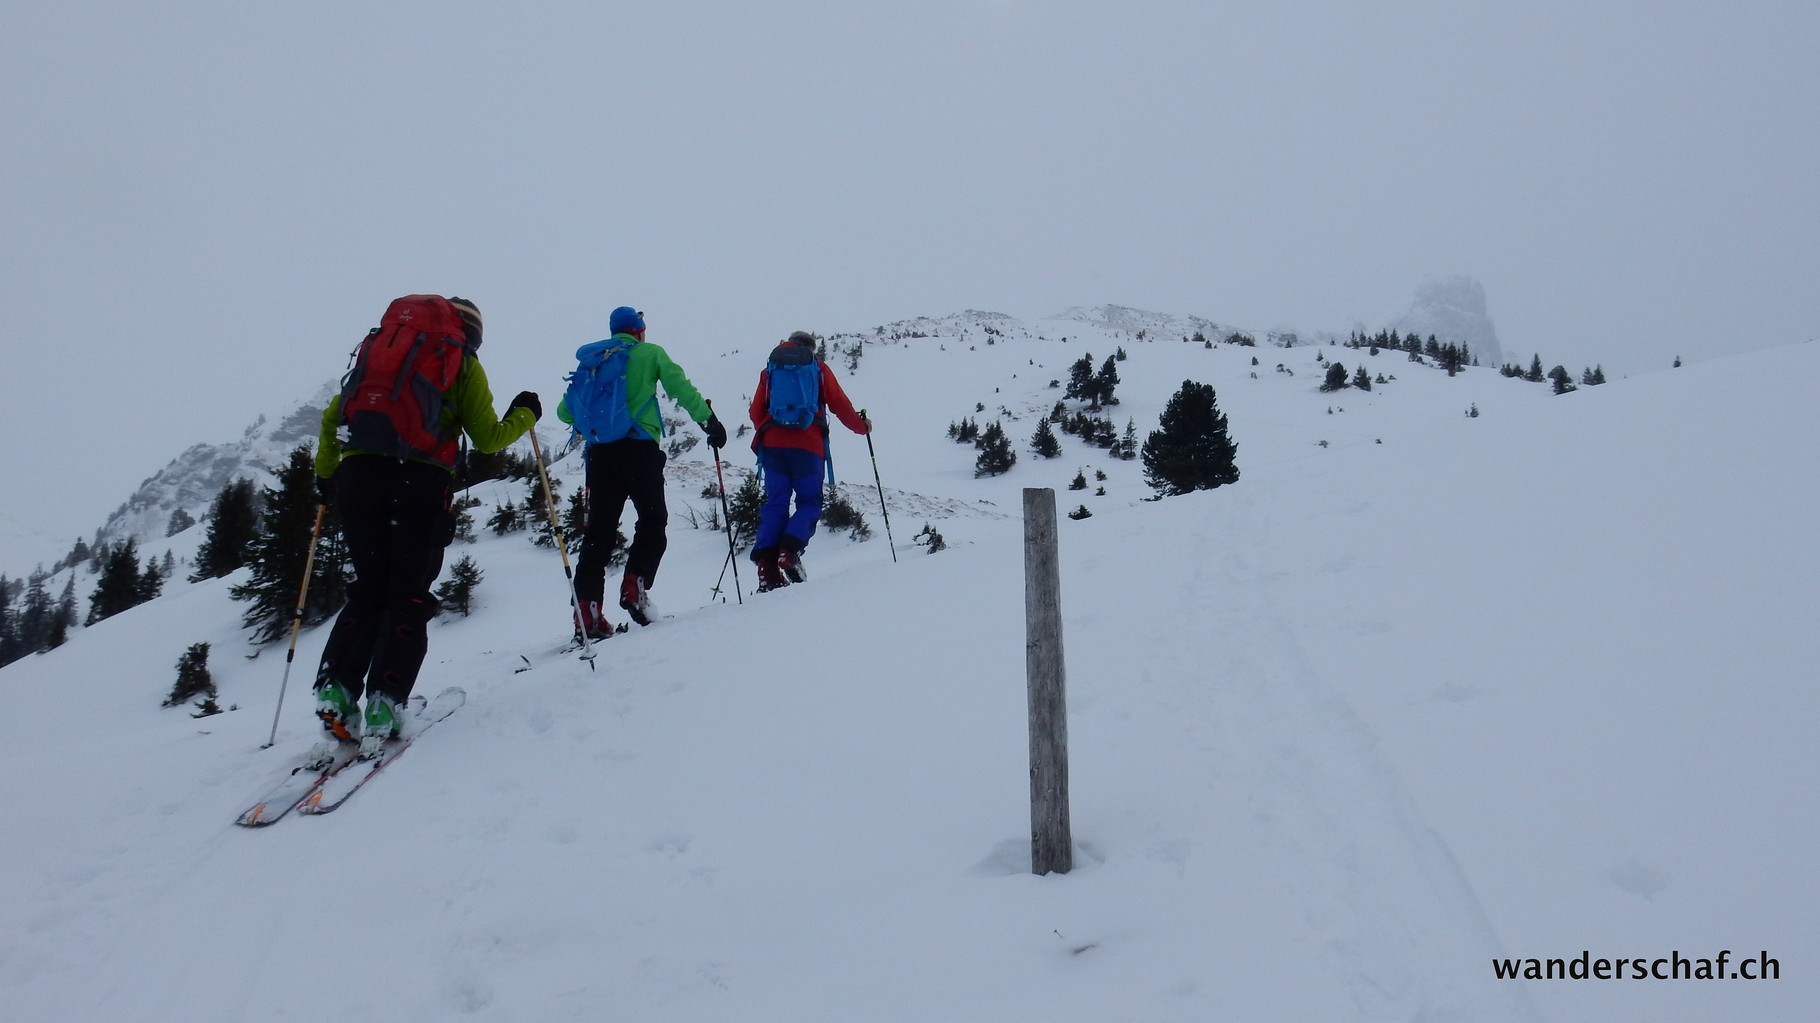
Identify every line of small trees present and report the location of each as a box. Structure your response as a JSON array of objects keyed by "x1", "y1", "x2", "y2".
[
  {"x1": 0, "y1": 572, "x2": 79, "y2": 667},
  {"x1": 1497, "y1": 354, "x2": 1606, "y2": 394},
  {"x1": 0, "y1": 534, "x2": 180, "y2": 668},
  {"x1": 948, "y1": 377, "x2": 1239, "y2": 496},
  {"x1": 1345, "y1": 329, "x2": 1476, "y2": 375}
]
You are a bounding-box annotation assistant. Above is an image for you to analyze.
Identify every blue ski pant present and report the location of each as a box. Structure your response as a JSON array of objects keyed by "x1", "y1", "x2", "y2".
[{"x1": 755, "y1": 446, "x2": 824, "y2": 551}]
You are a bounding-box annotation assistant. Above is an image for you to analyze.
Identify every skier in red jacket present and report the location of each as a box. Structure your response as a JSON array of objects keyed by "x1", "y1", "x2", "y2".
[{"x1": 747, "y1": 331, "x2": 870, "y2": 591}]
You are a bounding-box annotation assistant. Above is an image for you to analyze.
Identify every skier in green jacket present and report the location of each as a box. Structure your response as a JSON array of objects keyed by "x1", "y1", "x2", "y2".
[
  {"x1": 557, "y1": 306, "x2": 725, "y2": 637},
  {"x1": 314, "y1": 295, "x2": 539, "y2": 753}
]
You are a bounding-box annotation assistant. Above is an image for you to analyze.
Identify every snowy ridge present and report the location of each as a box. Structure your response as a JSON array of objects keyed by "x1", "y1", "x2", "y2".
[
  {"x1": 91, "y1": 382, "x2": 338, "y2": 548},
  {"x1": 2, "y1": 321, "x2": 1814, "y2": 1022},
  {"x1": 1055, "y1": 303, "x2": 1231, "y2": 342}
]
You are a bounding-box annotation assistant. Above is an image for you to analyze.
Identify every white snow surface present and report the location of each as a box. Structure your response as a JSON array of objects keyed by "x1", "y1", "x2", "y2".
[{"x1": 2, "y1": 318, "x2": 1815, "y2": 1022}]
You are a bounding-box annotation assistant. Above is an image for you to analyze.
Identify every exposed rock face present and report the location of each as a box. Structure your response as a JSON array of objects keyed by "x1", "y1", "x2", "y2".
[
  {"x1": 97, "y1": 383, "x2": 336, "y2": 547},
  {"x1": 1392, "y1": 277, "x2": 1504, "y2": 367}
]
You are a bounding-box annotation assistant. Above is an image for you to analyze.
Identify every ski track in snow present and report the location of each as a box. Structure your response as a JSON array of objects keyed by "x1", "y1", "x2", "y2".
[{"x1": 5, "y1": 322, "x2": 1817, "y2": 1022}]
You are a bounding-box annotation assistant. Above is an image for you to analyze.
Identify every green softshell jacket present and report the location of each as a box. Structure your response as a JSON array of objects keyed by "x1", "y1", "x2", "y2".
[
  {"x1": 316, "y1": 355, "x2": 534, "y2": 478},
  {"x1": 556, "y1": 335, "x2": 713, "y2": 441}
]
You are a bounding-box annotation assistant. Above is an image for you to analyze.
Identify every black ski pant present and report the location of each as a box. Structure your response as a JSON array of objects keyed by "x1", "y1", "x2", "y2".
[
  {"x1": 575, "y1": 438, "x2": 668, "y2": 604},
  {"x1": 317, "y1": 456, "x2": 455, "y2": 707}
]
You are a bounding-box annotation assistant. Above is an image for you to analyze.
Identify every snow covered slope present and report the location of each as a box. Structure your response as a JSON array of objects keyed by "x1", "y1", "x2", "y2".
[{"x1": 2, "y1": 317, "x2": 1813, "y2": 1022}]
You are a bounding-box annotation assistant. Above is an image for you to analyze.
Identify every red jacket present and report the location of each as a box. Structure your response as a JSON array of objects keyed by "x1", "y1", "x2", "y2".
[{"x1": 749, "y1": 360, "x2": 870, "y2": 454}]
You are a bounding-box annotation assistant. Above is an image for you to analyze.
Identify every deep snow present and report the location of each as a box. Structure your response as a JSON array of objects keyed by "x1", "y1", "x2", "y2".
[{"x1": 2, "y1": 316, "x2": 1814, "y2": 1022}]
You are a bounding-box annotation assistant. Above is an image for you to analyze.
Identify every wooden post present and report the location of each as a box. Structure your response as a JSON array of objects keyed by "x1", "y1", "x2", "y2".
[{"x1": 1024, "y1": 487, "x2": 1072, "y2": 875}]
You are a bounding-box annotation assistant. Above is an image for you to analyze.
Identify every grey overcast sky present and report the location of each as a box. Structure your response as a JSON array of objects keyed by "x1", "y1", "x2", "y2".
[{"x1": 3, "y1": 1, "x2": 1816, "y2": 559}]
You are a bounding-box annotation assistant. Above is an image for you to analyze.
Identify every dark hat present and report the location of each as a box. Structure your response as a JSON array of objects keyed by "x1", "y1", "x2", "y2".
[
  {"x1": 448, "y1": 296, "x2": 482, "y2": 348},
  {"x1": 610, "y1": 306, "x2": 646, "y2": 334},
  {"x1": 787, "y1": 330, "x2": 816, "y2": 346}
]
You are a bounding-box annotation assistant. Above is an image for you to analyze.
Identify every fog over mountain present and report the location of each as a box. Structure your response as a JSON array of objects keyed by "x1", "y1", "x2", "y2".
[{"x1": 1392, "y1": 276, "x2": 1506, "y2": 369}]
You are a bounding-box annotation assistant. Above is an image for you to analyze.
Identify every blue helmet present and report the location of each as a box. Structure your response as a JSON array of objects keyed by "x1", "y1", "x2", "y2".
[{"x1": 609, "y1": 306, "x2": 645, "y2": 334}]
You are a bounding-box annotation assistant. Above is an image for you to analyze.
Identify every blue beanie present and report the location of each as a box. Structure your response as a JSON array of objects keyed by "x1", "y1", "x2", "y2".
[{"x1": 609, "y1": 306, "x2": 645, "y2": 334}]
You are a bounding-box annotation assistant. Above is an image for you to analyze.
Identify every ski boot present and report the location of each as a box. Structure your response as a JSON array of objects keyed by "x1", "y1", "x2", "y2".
[
  {"x1": 753, "y1": 546, "x2": 789, "y2": 593},
  {"x1": 574, "y1": 599, "x2": 615, "y2": 643},
  {"x1": 359, "y1": 694, "x2": 404, "y2": 759},
  {"x1": 313, "y1": 680, "x2": 360, "y2": 742},
  {"x1": 620, "y1": 569, "x2": 653, "y2": 627},
  {"x1": 777, "y1": 537, "x2": 808, "y2": 585}
]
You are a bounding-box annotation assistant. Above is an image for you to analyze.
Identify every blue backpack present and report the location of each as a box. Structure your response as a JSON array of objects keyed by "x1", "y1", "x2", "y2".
[
  {"x1": 565, "y1": 338, "x2": 656, "y2": 444},
  {"x1": 765, "y1": 343, "x2": 821, "y2": 428}
]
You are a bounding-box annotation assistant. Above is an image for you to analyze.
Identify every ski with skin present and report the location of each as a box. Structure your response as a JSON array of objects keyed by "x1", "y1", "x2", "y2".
[
  {"x1": 234, "y1": 744, "x2": 361, "y2": 828},
  {"x1": 296, "y1": 687, "x2": 466, "y2": 816}
]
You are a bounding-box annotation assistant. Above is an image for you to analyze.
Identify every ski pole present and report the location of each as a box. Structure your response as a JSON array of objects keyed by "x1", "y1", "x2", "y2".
[
  {"x1": 712, "y1": 456, "x2": 744, "y2": 604},
  {"x1": 712, "y1": 545, "x2": 737, "y2": 602},
  {"x1": 861, "y1": 410, "x2": 897, "y2": 562},
  {"x1": 529, "y1": 427, "x2": 596, "y2": 666},
  {"x1": 706, "y1": 400, "x2": 743, "y2": 604},
  {"x1": 263, "y1": 503, "x2": 326, "y2": 748}
]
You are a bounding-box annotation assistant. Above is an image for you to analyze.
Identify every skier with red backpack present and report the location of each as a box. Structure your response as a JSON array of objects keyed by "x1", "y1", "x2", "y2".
[
  {"x1": 313, "y1": 295, "x2": 539, "y2": 754},
  {"x1": 747, "y1": 331, "x2": 871, "y2": 592},
  {"x1": 558, "y1": 306, "x2": 726, "y2": 639}
]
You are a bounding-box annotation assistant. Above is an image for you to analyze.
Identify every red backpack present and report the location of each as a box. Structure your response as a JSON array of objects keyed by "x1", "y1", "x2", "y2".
[{"x1": 337, "y1": 295, "x2": 473, "y2": 468}]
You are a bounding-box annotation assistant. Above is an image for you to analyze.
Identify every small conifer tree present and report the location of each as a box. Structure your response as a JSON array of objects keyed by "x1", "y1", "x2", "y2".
[
  {"x1": 163, "y1": 642, "x2": 216, "y2": 708},
  {"x1": 562, "y1": 490, "x2": 587, "y2": 554},
  {"x1": 1065, "y1": 354, "x2": 1096, "y2": 406},
  {"x1": 435, "y1": 555, "x2": 484, "y2": 616},
  {"x1": 87, "y1": 539, "x2": 148, "y2": 625},
  {"x1": 1116, "y1": 419, "x2": 1139, "y2": 460},
  {"x1": 1094, "y1": 355, "x2": 1121, "y2": 406},
  {"x1": 166, "y1": 508, "x2": 196, "y2": 537},
  {"x1": 1030, "y1": 417, "x2": 1062, "y2": 459},
  {"x1": 529, "y1": 477, "x2": 562, "y2": 548},
  {"x1": 191, "y1": 478, "x2": 260, "y2": 581},
  {"x1": 821, "y1": 486, "x2": 873, "y2": 540},
  {"x1": 914, "y1": 523, "x2": 947, "y2": 554},
  {"x1": 135, "y1": 557, "x2": 165, "y2": 606},
  {"x1": 0, "y1": 589, "x2": 18, "y2": 668},
  {"x1": 14, "y1": 575, "x2": 54, "y2": 653},
  {"x1": 452, "y1": 495, "x2": 481, "y2": 543},
  {"x1": 230, "y1": 446, "x2": 348, "y2": 644},
  {"x1": 973, "y1": 422, "x2": 1017, "y2": 477},
  {"x1": 728, "y1": 473, "x2": 763, "y2": 548},
  {"x1": 1321, "y1": 363, "x2": 1350, "y2": 392},
  {"x1": 1549, "y1": 366, "x2": 1577, "y2": 395},
  {"x1": 47, "y1": 576, "x2": 78, "y2": 649},
  {"x1": 488, "y1": 500, "x2": 525, "y2": 536},
  {"x1": 1142, "y1": 380, "x2": 1241, "y2": 497}
]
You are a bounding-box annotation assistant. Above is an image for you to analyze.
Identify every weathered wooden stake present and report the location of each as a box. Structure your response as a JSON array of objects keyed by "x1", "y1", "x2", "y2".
[{"x1": 1024, "y1": 487, "x2": 1072, "y2": 875}]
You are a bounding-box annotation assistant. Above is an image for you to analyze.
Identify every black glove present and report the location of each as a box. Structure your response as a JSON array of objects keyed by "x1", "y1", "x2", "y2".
[
  {"x1": 315, "y1": 475, "x2": 335, "y2": 507},
  {"x1": 509, "y1": 390, "x2": 542, "y2": 422},
  {"x1": 704, "y1": 415, "x2": 728, "y2": 450}
]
